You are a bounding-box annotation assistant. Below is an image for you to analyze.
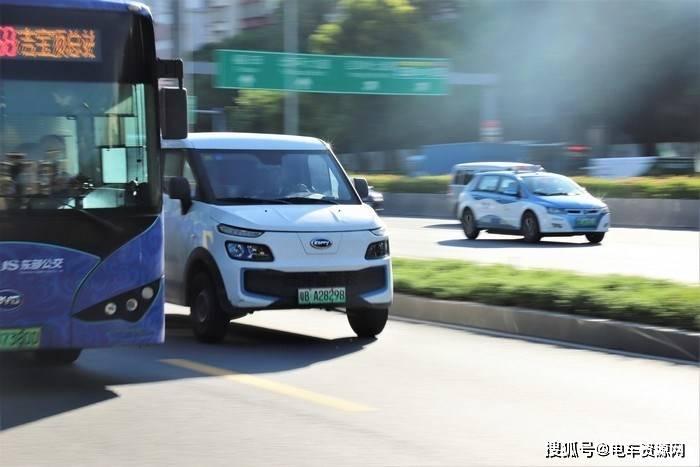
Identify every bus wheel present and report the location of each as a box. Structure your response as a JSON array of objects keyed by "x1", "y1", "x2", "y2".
[
  {"x1": 34, "y1": 349, "x2": 82, "y2": 365},
  {"x1": 190, "y1": 273, "x2": 229, "y2": 343}
]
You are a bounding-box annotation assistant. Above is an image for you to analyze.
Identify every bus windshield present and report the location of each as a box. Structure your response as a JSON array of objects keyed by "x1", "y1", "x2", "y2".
[
  {"x1": 0, "y1": 5, "x2": 159, "y2": 213},
  {"x1": 0, "y1": 80, "x2": 154, "y2": 211}
]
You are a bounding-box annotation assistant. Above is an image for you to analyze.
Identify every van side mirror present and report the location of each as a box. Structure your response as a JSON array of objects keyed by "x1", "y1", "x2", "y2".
[
  {"x1": 160, "y1": 87, "x2": 188, "y2": 140},
  {"x1": 169, "y1": 176, "x2": 192, "y2": 214},
  {"x1": 353, "y1": 177, "x2": 369, "y2": 199}
]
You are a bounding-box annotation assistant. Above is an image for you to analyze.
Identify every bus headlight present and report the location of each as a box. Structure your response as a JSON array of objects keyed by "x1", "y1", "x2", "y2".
[
  {"x1": 125, "y1": 298, "x2": 139, "y2": 312},
  {"x1": 74, "y1": 279, "x2": 161, "y2": 322},
  {"x1": 104, "y1": 302, "x2": 117, "y2": 316},
  {"x1": 141, "y1": 287, "x2": 155, "y2": 300}
]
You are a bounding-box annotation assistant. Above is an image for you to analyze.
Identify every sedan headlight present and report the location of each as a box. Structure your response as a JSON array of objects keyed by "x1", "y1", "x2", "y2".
[
  {"x1": 600, "y1": 205, "x2": 610, "y2": 213},
  {"x1": 225, "y1": 241, "x2": 274, "y2": 261},
  {"x1": 218, "y1": 224, "x2": 264, "y2": 238},
  {"x1": 546, "y1": 207, "x2": 567, "y2": 214}
]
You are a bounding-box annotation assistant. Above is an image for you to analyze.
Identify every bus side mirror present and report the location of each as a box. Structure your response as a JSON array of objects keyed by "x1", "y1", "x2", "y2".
[
  {"x1": 353, "y1": 177, "x2": 369, "y2": 199},
  {"x1": 169, "y1": 176, "x2": 192, "y2": 214},
  {"x1": 160, "y1": 87, "x2": 188, "y2": 140}
]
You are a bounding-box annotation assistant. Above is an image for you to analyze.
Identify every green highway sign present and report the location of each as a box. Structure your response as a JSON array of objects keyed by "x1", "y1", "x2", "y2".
[{"x1": 215, "y1": 50, "x2": 450, "y2": 95}]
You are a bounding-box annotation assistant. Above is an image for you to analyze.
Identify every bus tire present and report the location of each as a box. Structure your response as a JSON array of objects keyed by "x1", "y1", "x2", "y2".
[
  {"x1": 34, "y1": 349, "x2": 82, "y2": 365},
  {"x1": 347, "y1": 308, "x2": 388, "y2": 338},
  {"x1": 190, "y1": 273, "x2": 229, "y2": 343}
]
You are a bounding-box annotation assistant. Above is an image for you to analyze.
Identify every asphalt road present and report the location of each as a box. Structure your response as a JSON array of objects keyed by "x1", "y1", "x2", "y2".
[
  {"x1": 383, "y1": 216, "x2": 699, "y2": 283},
  {"x1": 2, "y1": 307, "x2": 698, "y2": 466}
]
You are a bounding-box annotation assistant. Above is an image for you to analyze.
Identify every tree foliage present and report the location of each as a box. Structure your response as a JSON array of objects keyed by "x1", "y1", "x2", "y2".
[{"x1": 193, "y1": 0, "x2": 699, "y2": 152}]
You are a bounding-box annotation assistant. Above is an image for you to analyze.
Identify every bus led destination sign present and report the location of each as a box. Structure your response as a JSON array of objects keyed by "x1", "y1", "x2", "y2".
[{"x1": 0, "y1": 26, "x2": 99, "y2": 61}]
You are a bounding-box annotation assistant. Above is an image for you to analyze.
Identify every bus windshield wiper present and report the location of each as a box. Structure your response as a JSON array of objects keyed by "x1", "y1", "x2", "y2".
[
  {"x1": 217, "y1": 197, "x2": 290, "y2": 205},
  {"x1": 59, "y1": 201, "x2": 124, "y2": 233},
  {"x1": 277, "y1": 197, "x2": 339, "y2": 205}
]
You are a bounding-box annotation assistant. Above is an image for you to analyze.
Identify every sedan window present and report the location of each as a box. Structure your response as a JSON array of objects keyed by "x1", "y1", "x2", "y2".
[{"x1": 498, "y1": 178, "x2": 520, "y2": 196}]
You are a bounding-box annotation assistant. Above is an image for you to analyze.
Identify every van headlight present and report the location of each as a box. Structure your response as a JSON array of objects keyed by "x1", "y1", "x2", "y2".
[
  {"x1": 218, "y1": 224, "x2": 264, "y2": 238},
  {"x1": 365, "y1": 239, "x2": 390, "y2": 259},
  {"x1": 225, "y1": 241, "x2": 274, "y2": 261}
]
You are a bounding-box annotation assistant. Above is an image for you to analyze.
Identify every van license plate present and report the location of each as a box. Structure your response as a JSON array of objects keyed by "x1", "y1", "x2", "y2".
[
  {"x1": 0, "y1": 327, "x2": 41, "y2": 351},
  {"x1": 298, "y1": 287, "x2": 346, "y2": 305}
]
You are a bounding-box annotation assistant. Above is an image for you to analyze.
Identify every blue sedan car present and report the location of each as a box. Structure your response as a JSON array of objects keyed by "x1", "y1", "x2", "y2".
[{"x1": 456, "y1": 171, "x2": 610, "y2": 243}]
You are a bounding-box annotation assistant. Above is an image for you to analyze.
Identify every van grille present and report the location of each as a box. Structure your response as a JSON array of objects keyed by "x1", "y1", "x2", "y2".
[{"x1": 243, "y1": 267, "x2": 387, "y2": 299}]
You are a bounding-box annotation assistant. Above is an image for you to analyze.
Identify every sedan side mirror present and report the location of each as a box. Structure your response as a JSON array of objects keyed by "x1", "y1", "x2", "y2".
[
  {"x1": 353, "y1": 177, "x2": 370, "y2": 199},
  {"x1": 169, "y1": 176, "x2": 192, "y2": 214}
]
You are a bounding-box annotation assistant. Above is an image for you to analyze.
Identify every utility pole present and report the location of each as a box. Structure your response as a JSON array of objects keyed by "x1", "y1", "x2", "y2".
[
  {"x1": 172, "y1": 0, "x2": 194, "y2": 130},
  {"x1": 284, "y1": 0, "x2": 299, "y2": 135}
]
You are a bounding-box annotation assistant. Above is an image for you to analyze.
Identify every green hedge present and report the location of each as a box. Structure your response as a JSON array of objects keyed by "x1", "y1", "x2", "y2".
[
  {"x1": 359, "y1": 174, "x2": 700, "y2": 199},
  {"x1": 393, "y1": 258, "x2": 700, "y2": 331}
]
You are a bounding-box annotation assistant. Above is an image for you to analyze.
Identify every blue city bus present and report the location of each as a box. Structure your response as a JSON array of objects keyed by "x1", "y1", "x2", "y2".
[{"x1": 0, "y1": 0, "x2": 187, "y2": 363}]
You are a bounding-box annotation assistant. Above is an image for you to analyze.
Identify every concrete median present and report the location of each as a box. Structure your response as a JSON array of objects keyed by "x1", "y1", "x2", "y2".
[
  {"x1": 381, "y1": 193, "x2": 699, "y2": 229},
  {"x1": 390, "y1": 293, "x2": 700, "y2": 362}
]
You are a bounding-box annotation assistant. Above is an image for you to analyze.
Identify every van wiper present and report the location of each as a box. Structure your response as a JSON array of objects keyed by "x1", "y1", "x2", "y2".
[
  {"x1": 217, "y1": 197, "x2": 290, "y2": 205},
  {"x1": 277, "y1": 197, "x2": 339, "y2": 205}
]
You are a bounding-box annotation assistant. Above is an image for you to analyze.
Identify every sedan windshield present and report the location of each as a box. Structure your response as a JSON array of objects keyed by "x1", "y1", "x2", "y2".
[
  {"x1": 198, "y1": 149, "x2": 359, "y2": 205},
  {"x1": 523, "y1": 174, "x2": 584, "y2": 196}
]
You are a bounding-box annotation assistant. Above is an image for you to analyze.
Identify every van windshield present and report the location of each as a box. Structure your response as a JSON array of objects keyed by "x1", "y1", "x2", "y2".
[{"x1": 197, "y1": 149, "x2": 360, "y2": 205}]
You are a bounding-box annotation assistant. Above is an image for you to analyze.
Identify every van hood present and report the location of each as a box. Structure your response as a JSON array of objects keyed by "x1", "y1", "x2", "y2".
[{"x1": 208, "y1": 204, "x2": 383, "y2": 232}]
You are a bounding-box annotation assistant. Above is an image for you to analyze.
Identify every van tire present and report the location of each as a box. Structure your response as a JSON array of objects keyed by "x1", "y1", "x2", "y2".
[
  {"x1": 34, "y1": 349, "x2": 82, "y2": 365},
  {"x1": 521, "y1": 211, "x2": 541, "y2": 243},
  {"x1": 347, "y1": 308, "x2": 388, "y2": 338},
  {"x1": 190, "y1": 273, "x2": 229, "y2": 343},
  {"x1": 461, "y1": 208, "x2": 480, "y2": 240}
]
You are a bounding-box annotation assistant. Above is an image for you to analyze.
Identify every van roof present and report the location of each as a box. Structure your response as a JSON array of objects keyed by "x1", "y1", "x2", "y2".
[{"x1": 162, "y1": 132, "x2": 328, "y2": 151}]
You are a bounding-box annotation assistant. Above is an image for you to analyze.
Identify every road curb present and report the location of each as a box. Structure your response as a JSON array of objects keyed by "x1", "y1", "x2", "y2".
[{"x1": 390, "y1": 293, "x2": 700, "y2": 362}]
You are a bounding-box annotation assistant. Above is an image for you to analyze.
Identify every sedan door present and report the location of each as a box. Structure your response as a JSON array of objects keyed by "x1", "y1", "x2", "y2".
[
  {"x1": 471, "y1": 174, "x2": 501, "y2": 227},
  {"x1": 495, "y1": 176, "x2": 523, "y2": 230}
]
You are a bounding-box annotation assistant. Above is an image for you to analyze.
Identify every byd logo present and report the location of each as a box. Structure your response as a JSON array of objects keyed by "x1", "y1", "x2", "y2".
[
  {"x1": 0, "y1": 289, "x2": 23, "y2": 311},
  {"x1": 310, "y1": 238, "x2": 333, "y2": 249}
]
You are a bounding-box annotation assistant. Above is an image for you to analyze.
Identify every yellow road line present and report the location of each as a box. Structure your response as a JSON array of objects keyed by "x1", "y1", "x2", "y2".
[{"x1": 161, "y1": 358, "x2": 374, "y2": 413}]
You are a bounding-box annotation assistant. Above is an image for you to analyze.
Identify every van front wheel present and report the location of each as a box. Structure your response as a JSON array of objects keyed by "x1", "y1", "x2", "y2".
[
  {"x1": 190, "y1": 273, "x2": 229, "y2": 343},
  {"x1": 347, "y1": 308, "x2": 388, "y2": 338}
]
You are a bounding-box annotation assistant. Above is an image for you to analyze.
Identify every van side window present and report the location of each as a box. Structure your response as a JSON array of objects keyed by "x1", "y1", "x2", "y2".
[
  {"x1": 475, "y1": 174, "x2": 499, "y2": 192},
  {"x1": 163, "y1": 150, "x2": 184, "y2": 194}
]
